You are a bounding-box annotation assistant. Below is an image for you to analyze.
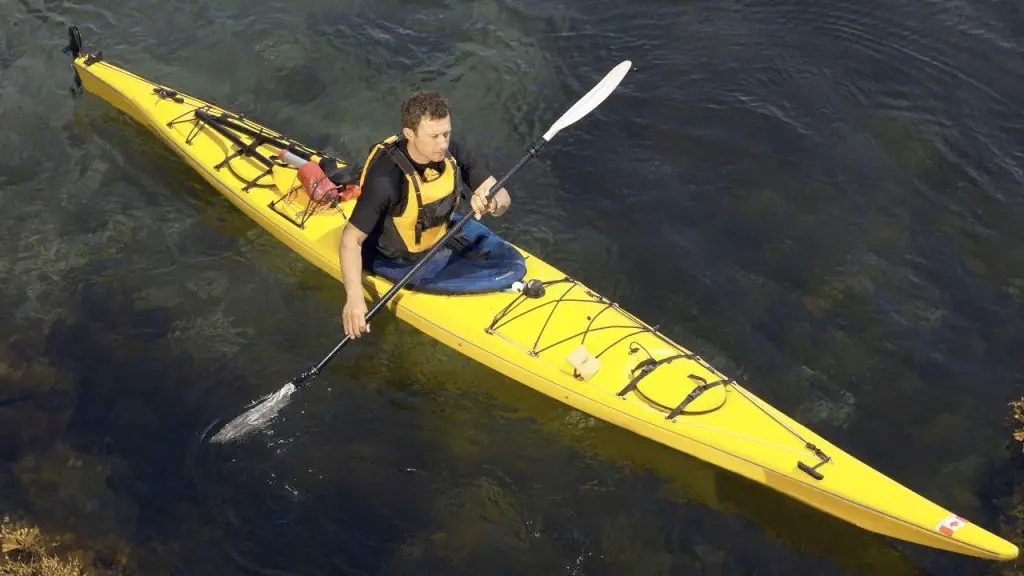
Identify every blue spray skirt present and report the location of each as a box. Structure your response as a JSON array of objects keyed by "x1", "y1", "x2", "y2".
[{"x1": 367, "y1": 215, "x2": 527, "y2": 294}]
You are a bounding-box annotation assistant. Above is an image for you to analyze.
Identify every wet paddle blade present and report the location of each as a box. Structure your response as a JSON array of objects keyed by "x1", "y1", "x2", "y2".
[
  {"x1": 209, "y1": 382, "x2": 297, "y2": 443},
  {"x1": 542, "y1": 60, "x2": 632, "y2": 141}
]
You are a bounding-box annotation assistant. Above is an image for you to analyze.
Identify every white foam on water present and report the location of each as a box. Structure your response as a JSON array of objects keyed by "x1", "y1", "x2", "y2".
[{"x1": 209, "y1": 382, "x2": 297, "y2": 444}]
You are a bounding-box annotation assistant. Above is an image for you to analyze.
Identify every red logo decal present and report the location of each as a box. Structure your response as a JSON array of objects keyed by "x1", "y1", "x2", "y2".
[{"x1": 936, "y1": 514, "x2": 969, "y2": 537}]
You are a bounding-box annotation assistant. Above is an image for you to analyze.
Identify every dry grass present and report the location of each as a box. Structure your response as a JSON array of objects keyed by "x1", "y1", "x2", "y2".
[
  {"x1": 1, "y1": 524, "x2": 44, "y2": 556},
  {"x1": 0, "y1": 554, "x2": 83, "y2": 576},
  {"x1": 0, "y1": 518, "x2": 81, "y2": 576}
]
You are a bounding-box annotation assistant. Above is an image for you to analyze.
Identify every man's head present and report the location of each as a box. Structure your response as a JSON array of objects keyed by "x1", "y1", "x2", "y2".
[{"x1": 401, "y1": 91, "x2": 451, "y2": 164}]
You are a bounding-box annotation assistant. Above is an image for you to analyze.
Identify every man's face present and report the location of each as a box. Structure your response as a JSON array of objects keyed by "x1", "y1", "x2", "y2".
[{"x1": 407, "y1": 114, "x2": 451, "y2": 164}]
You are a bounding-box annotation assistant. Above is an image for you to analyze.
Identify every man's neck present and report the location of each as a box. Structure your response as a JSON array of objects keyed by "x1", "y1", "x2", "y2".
[{"x1": 402, "y1": 140, "x2": 431, "y2": 166}]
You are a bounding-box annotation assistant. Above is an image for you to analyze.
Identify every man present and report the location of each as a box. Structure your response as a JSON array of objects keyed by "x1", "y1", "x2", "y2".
[{"x1": 339, "y1": 90, "x2": 512, "y2": 339}]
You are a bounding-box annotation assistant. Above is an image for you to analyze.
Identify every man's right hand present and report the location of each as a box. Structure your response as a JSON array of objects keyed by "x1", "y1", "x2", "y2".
[
  {"x1": 339, "y1": 223, "x2": 371, "y2": 339},
  {"x1": 342, "y1": 295, "x2": 370, "y2": 339}
]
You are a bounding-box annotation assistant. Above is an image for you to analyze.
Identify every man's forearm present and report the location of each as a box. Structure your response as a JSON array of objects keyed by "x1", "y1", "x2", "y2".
[{"x1": 340, "y1": 234, "x2": 365, "y2": 300}]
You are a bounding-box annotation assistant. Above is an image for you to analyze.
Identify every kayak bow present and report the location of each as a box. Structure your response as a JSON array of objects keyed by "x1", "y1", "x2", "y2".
[{"x1": 62, "y1": 26, "x2": 1018, "y2": 561}]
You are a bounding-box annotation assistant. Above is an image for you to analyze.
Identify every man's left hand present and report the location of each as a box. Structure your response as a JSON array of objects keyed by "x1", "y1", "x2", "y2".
[{"x1": 470, "y1": 176, "x2": 511, "y2": 219}]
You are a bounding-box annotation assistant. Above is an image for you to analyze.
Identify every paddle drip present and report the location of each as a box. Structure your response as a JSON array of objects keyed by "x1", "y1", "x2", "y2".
[{"x1": 209, "y1": 382, "x2": 297, "y2": 443}]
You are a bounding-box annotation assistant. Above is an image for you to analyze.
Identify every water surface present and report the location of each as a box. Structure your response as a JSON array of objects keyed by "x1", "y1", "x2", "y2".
[{"x1": 2, "y1": 0, "x2": 1023, "y2": 574}]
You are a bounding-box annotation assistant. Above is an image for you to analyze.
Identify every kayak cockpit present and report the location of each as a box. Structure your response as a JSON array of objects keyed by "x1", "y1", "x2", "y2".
[{"x1": 365, "y1": 217, "x2": 528, "y2": 294}]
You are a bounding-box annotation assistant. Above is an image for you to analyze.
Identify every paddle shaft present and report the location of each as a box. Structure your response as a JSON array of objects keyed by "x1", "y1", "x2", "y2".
[
  {"x1": 291, "y1": 59, "x2": 632, "y2": 388},
  {"x1": 294, "y1": 138, "x2": 547, "y2": 386}
]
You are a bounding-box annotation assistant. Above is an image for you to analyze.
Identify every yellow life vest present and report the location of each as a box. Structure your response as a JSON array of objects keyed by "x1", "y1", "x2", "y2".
[{"x1": 358, "y1": 134, "x2": 462, "y2": 261}]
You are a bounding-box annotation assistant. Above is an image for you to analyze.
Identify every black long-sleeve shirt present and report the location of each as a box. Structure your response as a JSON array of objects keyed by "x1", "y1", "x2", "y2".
[{"x1": 348, "y1": 138, "x2": 490, "y2": 240}]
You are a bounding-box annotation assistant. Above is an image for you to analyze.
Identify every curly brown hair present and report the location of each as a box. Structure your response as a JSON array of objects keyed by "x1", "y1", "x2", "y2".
[{"x1": 401, "y1": 91, "x2": 451, "y2": 132}]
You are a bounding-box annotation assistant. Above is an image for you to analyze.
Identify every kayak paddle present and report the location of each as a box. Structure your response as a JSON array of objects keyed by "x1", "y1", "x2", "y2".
[{"x1": 209, "y1": 59, "x2": 633, "y2": 443}]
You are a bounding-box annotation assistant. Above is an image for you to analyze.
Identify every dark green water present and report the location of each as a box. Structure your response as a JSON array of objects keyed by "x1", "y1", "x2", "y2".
[{"x1": 2, "y1": 0, "x2": 1023, "y2": 574}]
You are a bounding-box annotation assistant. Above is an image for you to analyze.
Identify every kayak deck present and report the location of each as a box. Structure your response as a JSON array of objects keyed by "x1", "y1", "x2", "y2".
[{"x1": 67, "y1": 43, "x2": 1017, "y2": 561}]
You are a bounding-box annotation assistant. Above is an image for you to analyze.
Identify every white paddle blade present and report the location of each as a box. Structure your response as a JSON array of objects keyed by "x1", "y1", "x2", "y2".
[{"x1": 543, "y1": 60, "x2": 632, "y2": 141}]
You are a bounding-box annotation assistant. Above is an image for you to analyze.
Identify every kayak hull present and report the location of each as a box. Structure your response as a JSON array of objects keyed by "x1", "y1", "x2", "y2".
[{"x1": 66, "y1": 42, "x2": 1017, "y2": 562}]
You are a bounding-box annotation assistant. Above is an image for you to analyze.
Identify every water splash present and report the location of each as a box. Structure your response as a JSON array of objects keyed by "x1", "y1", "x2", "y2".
[{"x1": 210, "y1": 382, "x2": 297, "y2": 443}]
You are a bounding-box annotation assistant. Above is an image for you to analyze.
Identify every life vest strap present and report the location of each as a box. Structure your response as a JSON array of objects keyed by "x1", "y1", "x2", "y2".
[{"x1": 383, "y1": 143, "x2": 427, "y2": 245}]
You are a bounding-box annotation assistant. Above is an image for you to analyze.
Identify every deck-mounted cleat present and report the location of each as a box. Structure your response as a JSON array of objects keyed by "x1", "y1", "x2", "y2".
[
  {"x1": 797, "y1": 443, "x2": 832, "y2": 480},
  {"x1": 522, "y1": 279, "x2": 545, "y2": 298}
]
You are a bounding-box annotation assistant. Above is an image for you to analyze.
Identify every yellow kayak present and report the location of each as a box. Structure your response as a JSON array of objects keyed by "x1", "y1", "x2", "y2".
[{"x1": 62, "y1": 27, "x2": 1017, "y2": 561}]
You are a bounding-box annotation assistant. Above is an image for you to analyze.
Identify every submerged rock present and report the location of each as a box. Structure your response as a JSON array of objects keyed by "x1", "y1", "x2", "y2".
[
  {"x1": 8, "y1": 442, "x2": 137, "y2": 575},
  {"x1": 0, "y1": 334, "x2": 77, "y2": 462},
  {"x1": 11, "y1": 442, "x2": 137, "y2": 547}
]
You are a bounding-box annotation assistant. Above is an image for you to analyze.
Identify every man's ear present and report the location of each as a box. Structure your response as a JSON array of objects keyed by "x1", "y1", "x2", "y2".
[{"x1": 402, "y1": 126, "x2": 414, "y2": 141}]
